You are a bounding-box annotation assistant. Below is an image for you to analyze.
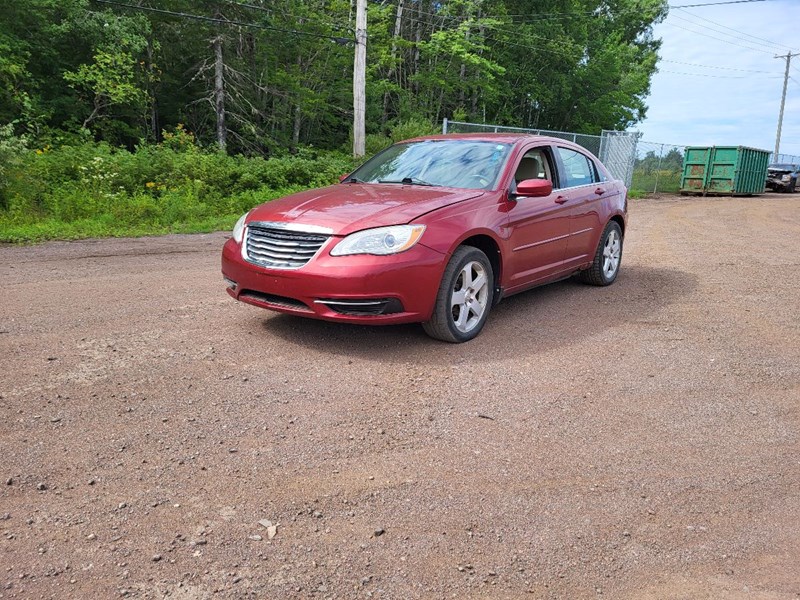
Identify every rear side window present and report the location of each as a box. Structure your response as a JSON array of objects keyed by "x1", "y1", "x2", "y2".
[{"x1": 557, "y1": 147, "x2": 597, "y2": 188}]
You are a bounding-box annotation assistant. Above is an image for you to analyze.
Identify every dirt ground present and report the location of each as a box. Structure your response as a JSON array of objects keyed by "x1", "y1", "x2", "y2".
[{"x1": 1, "y1": 193, "x2": 799, "y2": 599}]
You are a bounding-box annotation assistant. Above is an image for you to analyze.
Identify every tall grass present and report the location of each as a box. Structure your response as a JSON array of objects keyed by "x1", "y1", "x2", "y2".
[
  {"x1": 0, "y1": 127, "x2": 358, "y2": 243},
  {"x1": 630, "y1": 168, "x2": 682, "y2": 196}
]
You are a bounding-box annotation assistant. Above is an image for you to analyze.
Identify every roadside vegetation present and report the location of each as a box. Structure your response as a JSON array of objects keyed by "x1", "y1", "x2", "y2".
[
  {"x1": 0, "y1": 121, "x2": 442, "y2": 243},
  {"x1": 0, "y1": 126, "x2": 359, "y2": 243}
]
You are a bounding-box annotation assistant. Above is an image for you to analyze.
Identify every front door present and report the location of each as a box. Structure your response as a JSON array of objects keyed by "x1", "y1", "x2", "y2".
[{"x1": 504, "y1": 146, "x2": 572, "y2": 291}]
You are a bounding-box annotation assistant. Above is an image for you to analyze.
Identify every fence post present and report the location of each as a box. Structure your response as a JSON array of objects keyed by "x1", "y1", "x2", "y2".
[
  {"x1": 653, "y1": 144, "x2": 664, "y2": 194},
  {"x1": 442, "y1": 118, "x2": 448, "y2": 134}
]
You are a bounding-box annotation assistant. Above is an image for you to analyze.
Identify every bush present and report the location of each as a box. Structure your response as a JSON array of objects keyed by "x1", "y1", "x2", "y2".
[
  {"x1": 0, "y1": 135, "x2": 361, "y2": 243},
  {"x1": 365, "y1": 133, "x2": 392, "y2": 156},
  {"x1": 389, "y1": 117, "x2": 439, "y2": 142},
  {"x1": 0, "y1": 124, "x2": 30, "y2": 210}
]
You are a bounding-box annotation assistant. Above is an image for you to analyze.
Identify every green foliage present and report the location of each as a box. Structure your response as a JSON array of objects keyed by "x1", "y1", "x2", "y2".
[
  {"x1": 0, "y1": 123, "x2": 29, "y2": 210},
  {"x1": 636, "y1": 148, "x2": 685, "y2": 174},
  {"x1": 389, "y1": 118, "x2": 439, "y2": 142},
  {"x1": 0, "y1": 135, "x2": 358, "y2": 243},
  {"x1": 364, "y1": 133, "x2": 393, "y2": 156},
  {"x1": 0, "y1": 0, "x2": 667, "y2": 152},
  {"x1": 631, "y1": 147, "x2": 684, "y2": 194},
  {"x1": 64, "y1": 50, "x2": 147, "y2": 126}
]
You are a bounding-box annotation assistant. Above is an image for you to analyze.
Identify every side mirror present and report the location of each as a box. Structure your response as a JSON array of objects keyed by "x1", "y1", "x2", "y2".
[{"x1": 515, "y1": 178, "x2": 552, "y2": 198}]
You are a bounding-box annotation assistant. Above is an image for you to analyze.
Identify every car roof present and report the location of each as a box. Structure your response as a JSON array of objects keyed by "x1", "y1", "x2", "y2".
[{"x1": 403, "y1": 133, "x2": 579, "y2": 146}]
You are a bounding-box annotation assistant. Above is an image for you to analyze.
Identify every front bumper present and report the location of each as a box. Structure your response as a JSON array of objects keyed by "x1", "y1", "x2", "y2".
[
  {"x1": 766, "y1": 176, "x2": 795, "y2": 192},
  {"x1": 221, "y1": 237, "x2": 446, "y2": 325}
]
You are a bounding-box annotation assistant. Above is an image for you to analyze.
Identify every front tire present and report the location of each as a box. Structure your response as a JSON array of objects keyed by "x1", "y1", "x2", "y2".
[
  {"x1": 579, "y1": 221, "x2": 623, "y2": 286},
  {"x1": 423, "y1": 246, "x2": 494, "y2": 343}
]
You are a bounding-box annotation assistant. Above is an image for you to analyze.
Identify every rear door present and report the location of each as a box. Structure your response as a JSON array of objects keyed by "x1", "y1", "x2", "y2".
[
  {"x1": 503, "y1": 145, "x2": 572, "y2": 291},
  {"x1": 554, "y1": 146, "x2": 608, "y2": 266}
]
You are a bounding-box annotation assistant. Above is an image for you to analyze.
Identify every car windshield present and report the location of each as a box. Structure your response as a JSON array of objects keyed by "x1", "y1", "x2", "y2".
[{"x1": 349, "y1": 140, "x2": 512, "y2": 190}]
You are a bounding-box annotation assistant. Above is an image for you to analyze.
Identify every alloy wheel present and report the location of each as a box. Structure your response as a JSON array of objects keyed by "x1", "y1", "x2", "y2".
[
  {"x1": 603, "y1": 230, "x2": 621, "y2": 279},
  {"x1": 450, "y1": 261, "x2": 489, "y2": 333}
]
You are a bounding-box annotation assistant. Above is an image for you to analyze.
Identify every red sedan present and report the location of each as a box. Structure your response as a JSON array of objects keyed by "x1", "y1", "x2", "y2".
[{"x1": 221, "y1": 134, "x2": 627, "y2": 342}]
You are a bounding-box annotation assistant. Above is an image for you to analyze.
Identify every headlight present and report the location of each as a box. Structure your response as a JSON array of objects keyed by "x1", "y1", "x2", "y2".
[
  {"x1": 232, "y1": 212, "x2": 248, "y2": 244},
  {"x1": 782, "y1": 174, "x2": 791, "y2": 182},
  {"x1": 330, "y1": 225, "x2": 426, "y2": 256}
]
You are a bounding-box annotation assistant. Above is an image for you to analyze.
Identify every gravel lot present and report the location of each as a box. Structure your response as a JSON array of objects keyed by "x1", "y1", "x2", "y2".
[{"x1": 1, "y1": 193, "x2": 799, "y2": 599}]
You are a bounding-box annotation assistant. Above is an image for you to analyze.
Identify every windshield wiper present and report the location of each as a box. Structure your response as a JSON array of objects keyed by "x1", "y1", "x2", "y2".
[
  {"x1": 378, "y1": 177, "x2": 434, "y2": 186},
  {"x1": 345, "y1": 176, "x2": 364, "y2": 183}
]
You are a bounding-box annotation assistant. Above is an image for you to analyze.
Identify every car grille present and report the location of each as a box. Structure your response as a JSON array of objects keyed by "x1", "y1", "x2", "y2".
[{"x1": 245, "y1": 224, "x2": 329, "y2": 269}]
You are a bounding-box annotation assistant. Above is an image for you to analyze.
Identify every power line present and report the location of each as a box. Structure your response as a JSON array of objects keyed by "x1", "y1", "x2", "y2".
[
  {"x1": 208, "y1": 0, "x2": 353, "y2": 34},
  {"x1": 486, "y1": 34, "x2": 575, "y2": 60},
  {"x1": 395, "y1": 11, "x2": 587, "y2": 61},
  {"x1": 411, "y1": 7, "x2": 597, "y2": 23},
  {"x1": 671, "y1": 8, "x2": 795, "y2": 53},
  {"x1": 407, "y1": 12, "x2": 660, "y2": 68},
  {"x1": 663, "y1": 21, "x2": 776, "y2": 55},
  {"x1": 93, "y1": 0, "x2": 353, "y2": 43},
  {"x1": 660, "y1": 58, "x2": 773, "y2": 73},
  {"x1": 218, "y1": 0, "x2": 277, "y2": 15},
  {"x1": 669, "y1": 0, "x2": 776, "y2": 8},
  {"x1": 668, "y1": 13, "x2": 780, "y2": 53},
  {"x1": 659, "y1": 69, "x2": 780, "y2": 79}
]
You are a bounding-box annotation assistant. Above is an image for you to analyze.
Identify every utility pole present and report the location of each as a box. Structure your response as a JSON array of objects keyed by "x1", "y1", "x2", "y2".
[
  {"x1": 353, "y1": 0, "x2": 367, "y2": 157},
  {"x1": 774, "y1": 52, "x2": 799, "y2": 158}
]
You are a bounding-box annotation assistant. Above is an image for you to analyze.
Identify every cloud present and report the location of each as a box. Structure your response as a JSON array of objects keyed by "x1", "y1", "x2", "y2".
[{"x1": 637, "y1": 0, "x2": 800, "y2": 157}]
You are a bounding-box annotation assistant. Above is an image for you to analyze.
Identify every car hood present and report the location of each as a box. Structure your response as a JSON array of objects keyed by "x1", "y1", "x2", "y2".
[{"x1": 246, "y1": 183, "x2": 485, "y2": 236}]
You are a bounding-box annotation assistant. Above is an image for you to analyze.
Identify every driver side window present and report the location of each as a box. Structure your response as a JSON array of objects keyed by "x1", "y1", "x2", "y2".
[{"x1": 513, "y1": 149, "x2": 553, "y2": 186}]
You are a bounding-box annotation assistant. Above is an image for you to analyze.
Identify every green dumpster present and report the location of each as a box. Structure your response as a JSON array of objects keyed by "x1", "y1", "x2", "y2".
[{"x1": 680, "y1": 146, "x2": 770, "y2": 196}]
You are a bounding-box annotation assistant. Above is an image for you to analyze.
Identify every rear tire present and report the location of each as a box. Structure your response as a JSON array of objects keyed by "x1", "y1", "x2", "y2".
[
  {"x1": 423, "y1": 246, "x2": 494, "y2": 343},
  {"x1": 578, "y1": 221, "x2": 623, "y2": 286}
]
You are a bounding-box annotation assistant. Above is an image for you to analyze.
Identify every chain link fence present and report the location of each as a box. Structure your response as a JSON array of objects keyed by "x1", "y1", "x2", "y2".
[
  {"x1": 442, "y1": 119, "x2": 800, "y2": 195},
  {"x1": 444, "y1": 119, "x2": 605, "y2": 155},
  {"x1": 771, "y1": 152, "x2": 800, "y2": 165},
  {"x1": 632, "y1": 141, "x2": 688, "y2": 195},
  {"x1": 599, "y1": 130, "x2": 641, "y2": 190},
  {"x1": 443, "y1": 119, "x2": 639, "y2": 186}
]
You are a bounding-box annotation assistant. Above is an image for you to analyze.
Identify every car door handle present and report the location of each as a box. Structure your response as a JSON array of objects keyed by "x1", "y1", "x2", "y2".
[
  {"x1": 554, "y1": 196, "x2": 567, "y2": 204},
  {"x1": 594, "y1": 188, "x2": 605, "y2": 196}
]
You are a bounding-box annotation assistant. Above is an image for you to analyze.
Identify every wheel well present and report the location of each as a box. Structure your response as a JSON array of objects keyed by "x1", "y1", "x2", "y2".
[
  {"x1": 460, "y1": 234, "x2": 502, "y2": 291},
  {"x1": 610, "y1": 215, "x2": 625, "y2": 236}
]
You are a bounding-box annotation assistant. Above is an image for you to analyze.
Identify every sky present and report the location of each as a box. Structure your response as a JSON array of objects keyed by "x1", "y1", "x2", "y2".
[{"x1": 636, "y1": 0, "x2": 800, "y2": 157}]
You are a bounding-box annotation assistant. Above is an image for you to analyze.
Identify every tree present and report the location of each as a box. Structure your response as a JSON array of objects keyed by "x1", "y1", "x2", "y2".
[
  {"x1": 0, "y1": 0, "x2": 668, "y2": 152},
  {"x1": 64, "y1": 50, "x2": 147, "y2": 128}
]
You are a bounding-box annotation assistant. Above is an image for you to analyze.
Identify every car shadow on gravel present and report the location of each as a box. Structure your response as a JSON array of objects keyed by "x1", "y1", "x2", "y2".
[{"x1": 259, "y1": 265, "x2": 697, "y2": 364}]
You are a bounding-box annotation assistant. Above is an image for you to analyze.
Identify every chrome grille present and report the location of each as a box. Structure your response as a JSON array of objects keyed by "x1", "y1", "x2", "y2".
[{"x1": 245, "y1": 224, "x2": 329, "y2": 269}]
